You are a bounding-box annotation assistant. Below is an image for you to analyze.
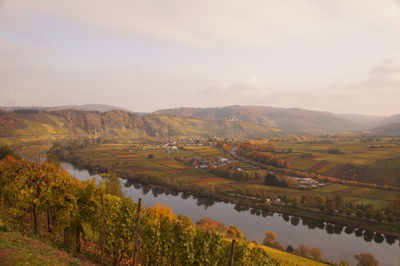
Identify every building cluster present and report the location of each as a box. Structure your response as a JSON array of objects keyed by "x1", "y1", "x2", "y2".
[
  {"x1": 163, "y1": 137, "x2": 212, "y2": 151},
  {"x1": 288, "y1": 176, "x2": 326, "y2": 189},
  {"x1": 166, "y1": 137, "x2": 210, "y2": 146},
  {"x1": 178, "y1": 156, "x2": 233, "y2": 169}
]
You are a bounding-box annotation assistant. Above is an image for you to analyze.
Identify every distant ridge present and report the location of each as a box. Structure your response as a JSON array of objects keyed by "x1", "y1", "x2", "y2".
[
  {"x1": 154, "y1": 105, "x2": 364, "y2": 134},
  {"x1": 2, "y1": 104, "x2": 400, "y2": 136},
  {"x1": 370, "y1": 114, "x2": 400, "y2": 128},
  {"x1": 0, "y1": 104, "x2": 129, "y2": 112},
  {"x1": 370, "y1": 123, "x2": 400, "y2": 136},
  {"x1": 332, "y1": 113, "x2": 385, "y2": 129}
]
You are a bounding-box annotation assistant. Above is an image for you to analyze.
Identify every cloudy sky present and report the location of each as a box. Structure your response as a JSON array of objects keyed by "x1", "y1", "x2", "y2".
[{"x1": 1, "y1": 0, "x2": 400, "y2": 115}]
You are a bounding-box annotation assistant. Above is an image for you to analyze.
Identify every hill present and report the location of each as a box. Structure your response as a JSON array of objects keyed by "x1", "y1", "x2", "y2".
[
  {"x1": 370, "y1": 123, "x2": 400, "y2": 136},
  {"x1": 363, "y1": 113, "x2": 400, "y2": 136},
  {"x1": 0, "y1": 109, "x2": 285, "y2": 138},
  {"x1": 154, "y1": 105, "x2": 363, "y2": 134},
  {"x1": 370, "y1": 114, "x2": 400, "y2": 127},
  {"x1": 333, "y1": 113, "x2": 385, "y2": 129}
]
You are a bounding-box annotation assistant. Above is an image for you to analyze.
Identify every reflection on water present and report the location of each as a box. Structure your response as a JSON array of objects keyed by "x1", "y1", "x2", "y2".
[{"x1": 61, "y1": 162, "x2": 400, "y2": 266}]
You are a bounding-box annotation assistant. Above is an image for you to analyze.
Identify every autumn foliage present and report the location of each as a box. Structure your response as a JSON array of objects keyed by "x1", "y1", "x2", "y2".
[{"x1": 0, "y1": 158, "x2": 272, "y2": 265}]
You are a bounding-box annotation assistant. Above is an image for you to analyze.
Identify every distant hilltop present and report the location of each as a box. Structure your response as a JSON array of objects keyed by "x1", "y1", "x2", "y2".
[{"x1": 0, "y1": 104, "x2": 129, "y2": 113}]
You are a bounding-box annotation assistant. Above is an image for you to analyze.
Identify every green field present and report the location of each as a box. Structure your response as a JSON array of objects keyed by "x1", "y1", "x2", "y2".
[
  {"x1": 183, "y1": 145, "x2": 228, "y2": 158},
  {"x1": 73, "y1": 143, "x2": 399, "y2": 209},
  {"x1": 276, "y1": 138, "x2": 400, "y2": 186}
]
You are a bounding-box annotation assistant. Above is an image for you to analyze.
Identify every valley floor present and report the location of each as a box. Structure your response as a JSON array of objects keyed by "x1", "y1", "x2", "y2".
[{"x1": 55, "y1": 142, "x2": 400, "y2": 236}]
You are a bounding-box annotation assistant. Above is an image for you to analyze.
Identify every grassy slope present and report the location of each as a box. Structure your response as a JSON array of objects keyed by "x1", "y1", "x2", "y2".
[
  {"x1": 0, "y1": 232, "x2": 92, "y2": 266},
  {"x1": 260, "y1": 245, "x2": 327, "y2": 266}
]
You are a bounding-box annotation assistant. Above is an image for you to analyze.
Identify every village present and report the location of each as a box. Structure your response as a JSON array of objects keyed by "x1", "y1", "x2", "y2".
[{"x1": 287, "y1": 176, "x2": 326, "y2": 189}]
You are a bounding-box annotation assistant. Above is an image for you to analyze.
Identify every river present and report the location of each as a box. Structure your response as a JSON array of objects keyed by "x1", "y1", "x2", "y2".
[{"x1": 61, "y1": 162, "x2": 400, "y2": 266}]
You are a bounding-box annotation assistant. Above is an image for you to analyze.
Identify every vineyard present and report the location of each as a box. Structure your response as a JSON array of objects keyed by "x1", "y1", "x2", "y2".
[
  {"x1": 0, "y1": 156, "x2": 325, "y2": 265},
  {"x1": 275, "y1": 137, "x2": 400, "y2": 186}
]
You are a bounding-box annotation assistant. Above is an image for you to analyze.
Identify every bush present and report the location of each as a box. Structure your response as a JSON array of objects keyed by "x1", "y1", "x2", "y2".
[
  {"x1": 0, "y1": 218, "x2": 6, "y2": 232},
  {"x1": 0, "y1": 146, "x2": 15, "y2": 160}
]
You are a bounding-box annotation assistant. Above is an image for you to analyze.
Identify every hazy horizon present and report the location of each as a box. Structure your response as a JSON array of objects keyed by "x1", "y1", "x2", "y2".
[
  {"x1": 0, "y1": 103, "x2": 396, "y2": 117},
  {"x1": 1, "y1": 1, "x2": 400, "y2": 116}
]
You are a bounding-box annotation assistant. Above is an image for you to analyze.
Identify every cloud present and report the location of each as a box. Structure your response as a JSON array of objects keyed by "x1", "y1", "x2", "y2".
[
  {"x1": 1, "y1": 1, "x2": 400, "y2": 115},
  {"x1": 1, "y1": 33, "x2": 399, "y2": 115},
  {"x1": 0, "y1": 38, "x2": 52, "y2": 69},
  {"x1": 0, "y1": 36, "x2": 213, "y2": 110},
  {"x1": 2, "y1": 0, "x2": 400, "y2": 46},
  {"x1": 198, "y1": 55, "x2": 400, "y2": 115}
]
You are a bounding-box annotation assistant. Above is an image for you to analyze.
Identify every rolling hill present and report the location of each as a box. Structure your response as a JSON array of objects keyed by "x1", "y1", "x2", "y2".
[
  {"x1": 154, "y1": 105, "x2": 363, "y2": 134},
  {"x1": 333, "y1": 113, "x2": 385, "y2": 129},
  {"x1": 370, "y1": 114, "x2": 400, "y2": 127},
  {"x1": 370, "y1": 123, "x2": 400, "y2": 136},
  {"x1": 0, "y1": 109, "x2": 285, "y2": 139}
]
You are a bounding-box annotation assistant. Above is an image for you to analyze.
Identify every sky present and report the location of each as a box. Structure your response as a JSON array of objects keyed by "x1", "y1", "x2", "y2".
[{"x1": 1, "y1": 0, "x2": 400, "y2": 116}]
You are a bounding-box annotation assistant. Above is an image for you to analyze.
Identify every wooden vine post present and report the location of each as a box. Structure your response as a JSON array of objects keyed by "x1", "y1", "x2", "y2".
[
  {"x1": 171, "y1": 221, "x2": 180, "y2": 265},
  {"x1": 132, "y1": 198, "x2": 142, "y2": 266},
  {"x1": 228, "y1": 239, "x2": 236, "y2": 266},
  {"x1": 100, "y1": 193, "x2": 106, "y2": 265}
]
